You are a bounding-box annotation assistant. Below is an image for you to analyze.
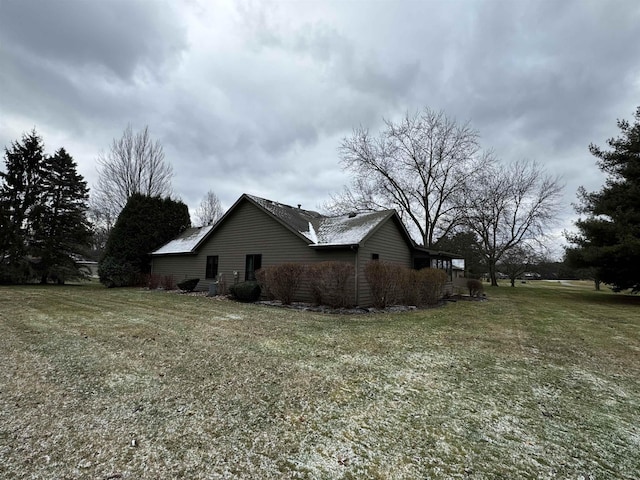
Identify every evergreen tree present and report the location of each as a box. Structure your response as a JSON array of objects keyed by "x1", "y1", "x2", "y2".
[
  {"x1": 1, "y1": 131, "x2": 91, "y2": 283},
  {"x1": 433, "y1": 230, "x2": 485, "y2": 277},
  {"x1": 31, "y1": 148, "x2": 92, "y2": 283},
  {"x1": 99, "y1": 194, "x2": 190, "y2": 287},
  {"x1": 566, "y1": 107, "x2": 640, "y2": 292},
  {"x1": 0, "y1": 130, "x2": 45, "y2": 282}
]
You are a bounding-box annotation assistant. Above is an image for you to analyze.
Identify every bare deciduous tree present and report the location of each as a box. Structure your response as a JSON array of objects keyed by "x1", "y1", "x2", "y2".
[
  {"x1": 461, "y1": 159, "x2": 563, "y2": 286},
  {"x1": 498, "y1": 244, "x2": 542, "y2": 287},
  {"x1": 328, "y1": 107, "x2": 487, "y2": 247},
  {"x1": 91, "y1": 125, "x2": 173, "y2": 227},
  {"x1": 194, "y1": 190, "x2": 223, "y2": 227}
]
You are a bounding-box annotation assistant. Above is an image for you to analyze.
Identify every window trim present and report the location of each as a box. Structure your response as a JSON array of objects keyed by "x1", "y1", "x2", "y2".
[
  {"x1": 245, "y1": 254, "x2": 262, "y2": 281},
  {"x1": 205, "y1": 255, "x2": 219, "y2": 279}
]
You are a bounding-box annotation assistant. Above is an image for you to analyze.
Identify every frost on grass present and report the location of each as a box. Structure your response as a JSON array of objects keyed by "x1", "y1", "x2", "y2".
[{"x1": 1, "y1": 284, "x2": 640, "y2": 479}]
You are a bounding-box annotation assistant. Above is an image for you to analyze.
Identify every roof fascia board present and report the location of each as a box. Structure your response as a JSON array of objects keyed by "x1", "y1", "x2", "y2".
[{"x1": 309, "y1": 244, "x2": 357, "y2": 250}]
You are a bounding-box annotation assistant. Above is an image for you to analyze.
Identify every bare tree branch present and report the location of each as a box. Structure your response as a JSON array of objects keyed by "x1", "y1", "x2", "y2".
[
  {"x1": 461, "y1": 159, "x2": 564, "y2": 286},
  {"x1": 327, "y1": 107, "x2": 483, "y2": 247},
  {"x1": 91, "y1": 125, "x2": 173, "y2": 225},
  {"x1": 194, "y1": 190, "x2": 223, "y2": 227}
]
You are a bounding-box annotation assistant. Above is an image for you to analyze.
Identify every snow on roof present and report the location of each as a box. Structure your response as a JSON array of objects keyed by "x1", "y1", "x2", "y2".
[
  {"x1": 312, "y1": 211, "x2": 390, "y2": 245},
  {"x1": 300, "y1": 222, "x2": 318, "y2": 244},
  {"x1": 151, "y1": 225, "x2": 213, "y2": 255},
  {"x1": 247, "y1": 194, "x2": 391, "y2": 246},
  {"x1": 154, "y1": 195, "x2": 398, "y2": 255},
  {"x1": 246, "y1": 194, "x2": 323, "y2": 234}
]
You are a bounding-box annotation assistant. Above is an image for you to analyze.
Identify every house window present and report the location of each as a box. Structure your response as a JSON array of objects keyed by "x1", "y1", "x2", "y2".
[
  {"x1": 206, "y1": 256, "x2": 219, "y2": 279},
  {"x1": 245, "y1": 254, "x2": 262, "y2": 281},
  {"x1": 371, "y1": 253, "x2": 379, "y2": 261}
]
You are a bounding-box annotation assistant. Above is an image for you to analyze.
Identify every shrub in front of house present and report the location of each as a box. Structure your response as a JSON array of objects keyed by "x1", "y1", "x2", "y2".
[
  {"x1": 146, "y1": 273, "x2": 162, "y2": 290},
  {"x1": 307, "y1": 262, "x2": 355, "y2": 308},
  {"x1": 162, "y1": 275, "x2": 176, "y2": 290},
  {"x1": 254, "y1": 268, "x2": 273, "y2": 300},
  {"x1": 365, "y1": 262, "x2": 448, "y2": 308},
  {"x1": 364, "y1": 261, "x2": 404, "y2": 308},
  {"x1": 414, "y1": 268, "x2": 448, "y2": 305},
  {"x1": 255, "y1": 263, "x2": 305, "y2": 305},
  {"x1": 229, "y1": 281, "x2": 261, "y2": 302},
  {"x1": 467, "y1": 278, "x2": 484, "y2": 297},
  {"x1": 177, "y1": 278, "x2": 199, "y2": 292}
]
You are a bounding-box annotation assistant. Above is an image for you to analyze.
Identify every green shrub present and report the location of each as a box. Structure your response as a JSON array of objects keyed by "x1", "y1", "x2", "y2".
[
  {"x1": 98, "y1": 256, "x2": 135, "y2": 288},
  {"x1": 99, "y1": 193, "x2": 190, "y2": 287},
  {"x1": 177, "y1": 278, "x2": 199, "y2": 292},
  {"x1": 229, "y1": 281, "x2": 261, "y2": 302},
  {"x1": 256, "y1": 263, "x2": 305, "y2": 305}
]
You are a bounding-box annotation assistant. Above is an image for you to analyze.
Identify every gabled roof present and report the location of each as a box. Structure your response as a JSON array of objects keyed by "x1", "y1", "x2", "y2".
[
  {"x1": 151, "y1": 225, "x2": 214, "y2": 255},
  {"x1": 151, "y1": 193, "x2": 455, "y2": 257},
  {"x1": 245, "y1": 194, "x2": 393, "y2": 247}
]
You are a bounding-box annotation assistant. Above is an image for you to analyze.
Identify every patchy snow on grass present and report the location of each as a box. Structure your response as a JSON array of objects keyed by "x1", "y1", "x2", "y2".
[{"x1": 1, "y1": 283, "x2": 639, "y2": 479}]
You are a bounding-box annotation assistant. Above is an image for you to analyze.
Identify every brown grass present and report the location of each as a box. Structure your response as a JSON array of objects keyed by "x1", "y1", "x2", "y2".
[{"x1": 0, "y1": 280, "x2": 638, "y2": 479}]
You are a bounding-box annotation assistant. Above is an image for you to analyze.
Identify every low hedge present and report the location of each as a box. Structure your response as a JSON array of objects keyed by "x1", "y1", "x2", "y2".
[
  {"x1": 229, "y1": 281, "x2": 261, "y2": 302},
  {"x1": 364, "y1": 260, "x2": 447, "y2": 308},
  {"x1": 177, "y1": 278, "x2": 199, "y2": 292}
]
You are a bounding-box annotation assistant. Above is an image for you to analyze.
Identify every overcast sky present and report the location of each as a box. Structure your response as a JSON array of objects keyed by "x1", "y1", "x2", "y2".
[{"x1": 1, "y1": 0, "x2": 639, "y2": 252}]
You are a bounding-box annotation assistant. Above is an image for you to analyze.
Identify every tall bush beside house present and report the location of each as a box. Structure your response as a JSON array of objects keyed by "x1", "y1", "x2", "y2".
[
  {"x1": 364, "y1": 261, "x2": 404, "y2": 308},
  {"x1": 365, "y1": 262, "x2": 448, "y2": 308},
  {"x1": 307, "y1": 262, "x2": 355, "y2": 308},
  {"x1": 399, "y1": 268, "x2": 422, "y2": 307},
  {"x1": 416, "y1": 268, "x2": 448, "y2": 305},
  {"x1": 256, "y1": 263, "x2": 305, "y2": 305}
]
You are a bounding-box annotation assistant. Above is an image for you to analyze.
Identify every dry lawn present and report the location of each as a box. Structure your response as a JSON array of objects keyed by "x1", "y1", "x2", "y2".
[{"x1": 0, "y1": 280, "x2": 639, "y2": 479}]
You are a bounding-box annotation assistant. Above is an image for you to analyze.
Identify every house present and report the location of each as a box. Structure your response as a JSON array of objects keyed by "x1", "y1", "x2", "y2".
[{"x1": 151, "y1": 194, "x2": 459, "y2": 306}]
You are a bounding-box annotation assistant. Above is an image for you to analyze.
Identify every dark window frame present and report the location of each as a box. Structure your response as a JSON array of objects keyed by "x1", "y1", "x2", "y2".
[
  {"x1": 245, "y1": 254, "x2": 262, "y2": 281},
  {"x1": 205, "y1": 255, "x2": 219, "y2": 279},
  {"x1": 371, "y1": 253, "x2": 379, "y2": 261}
]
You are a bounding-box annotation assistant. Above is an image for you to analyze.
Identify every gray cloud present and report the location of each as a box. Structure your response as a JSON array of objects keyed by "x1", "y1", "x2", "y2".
[
  {"x1": 0, "y1": 0, "x2": 186, "y2": 80},
  {"x1": 1, "y1": 0, "x2": 639, "y2": 250}
]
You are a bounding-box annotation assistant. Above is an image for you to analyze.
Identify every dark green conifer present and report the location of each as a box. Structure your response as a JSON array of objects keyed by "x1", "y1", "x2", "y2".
[{"x1": 566, "y1": 107, "x2": 640, "y2": 292}]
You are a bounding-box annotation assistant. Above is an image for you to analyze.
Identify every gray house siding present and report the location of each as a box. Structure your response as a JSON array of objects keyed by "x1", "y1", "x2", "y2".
[
  {"x1": 356, "y1": 217, "x2": 413, "y2": 306},
  {"x1": 152, "y1": 199, "x2": 357, "y2": 302},
  {"x1": 199, "y1": 200, "x2": 321, "y2": 296},
  {"x1": 151, "y1": 254, "x2": 199, "y2": 283},
  {"x1": 152, "y1": 195, "x2": 458, "y2": 306}
]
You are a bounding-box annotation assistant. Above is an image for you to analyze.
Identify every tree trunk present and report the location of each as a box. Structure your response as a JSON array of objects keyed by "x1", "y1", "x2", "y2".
[{"x1": 510, "y1": 277, "x2": 515, "y2": 287}]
